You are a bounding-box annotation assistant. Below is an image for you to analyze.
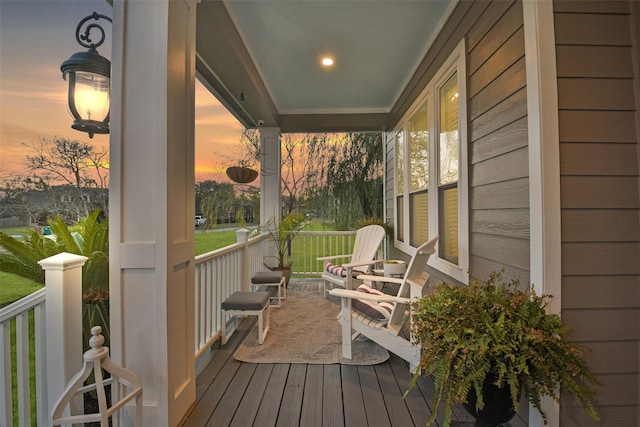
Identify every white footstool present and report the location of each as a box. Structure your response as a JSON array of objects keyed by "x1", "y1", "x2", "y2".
[
  {"x1": 251, "y1": 271, "x2": 286, "y2": 307},
  {"x1": 221, "y1": 291, "x2": 270, "y2": 345}
]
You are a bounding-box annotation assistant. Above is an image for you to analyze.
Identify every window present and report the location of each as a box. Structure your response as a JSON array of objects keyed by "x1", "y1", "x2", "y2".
[
  {"x1": 409, "y1": 100, "x2": 429, "y2": 247},
  {"x1": 393, "y1": 40, "x2": 468, "y2": 283},
  {"x1": 395, "y1": 130, "x2": 404, "y2": 242}
]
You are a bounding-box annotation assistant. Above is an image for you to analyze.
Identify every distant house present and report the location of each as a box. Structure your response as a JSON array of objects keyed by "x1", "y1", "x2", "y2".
[{"x1": 20, "y1": 186, "x2": 108, "y2": 223}]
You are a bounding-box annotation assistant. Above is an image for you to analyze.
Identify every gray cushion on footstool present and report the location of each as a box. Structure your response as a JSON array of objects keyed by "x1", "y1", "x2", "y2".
[
  {"x1": 251, "y1": 271, "x2": 283, "y2": 284},
  {"x1": 222, "y1": 291, "x2": 270, "y2": 311}
]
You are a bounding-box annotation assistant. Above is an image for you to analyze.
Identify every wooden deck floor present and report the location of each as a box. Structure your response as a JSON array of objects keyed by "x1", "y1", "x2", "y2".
[{"x1": 180, "y1": 280, "x2": 527, "y2": 427}]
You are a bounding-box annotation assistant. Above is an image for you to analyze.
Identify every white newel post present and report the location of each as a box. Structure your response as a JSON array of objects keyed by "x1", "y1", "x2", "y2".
[
  {"x1": 236, "y1": 228, "x2": 250, "y2": 291},
  {"x1": 38, "y1": 252, "x2": 87, "y2": 424}
]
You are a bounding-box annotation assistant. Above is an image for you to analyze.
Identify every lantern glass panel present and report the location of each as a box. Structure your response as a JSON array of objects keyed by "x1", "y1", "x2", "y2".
[{"x1": 74, "y1": 71, "x2": 110, "y2": 122}]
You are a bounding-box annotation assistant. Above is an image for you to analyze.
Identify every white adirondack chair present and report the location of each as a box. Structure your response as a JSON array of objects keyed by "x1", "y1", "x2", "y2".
[
  {"x1": 329, "y1": 236, "x2": 438, "y2": 369},
  {"x1": 317, "y1": 224, "x2": 386, "y2": 297}
]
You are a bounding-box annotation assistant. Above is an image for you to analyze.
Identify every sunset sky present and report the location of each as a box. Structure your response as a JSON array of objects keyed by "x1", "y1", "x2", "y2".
[{"x1": 0, "y1": 0, "x2": 245, "y2": 185}]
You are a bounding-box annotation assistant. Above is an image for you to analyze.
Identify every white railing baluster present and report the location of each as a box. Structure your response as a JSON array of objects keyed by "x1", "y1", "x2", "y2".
[
  {"x1": 16, "y1": 311, "x2": 30, "y2": 426},
  {"x1": 0, "y1": 316, "x2": 13, "y2": 427},
  {"x1": 34, "y1": 303, "x2": 47, "y2": 425}
]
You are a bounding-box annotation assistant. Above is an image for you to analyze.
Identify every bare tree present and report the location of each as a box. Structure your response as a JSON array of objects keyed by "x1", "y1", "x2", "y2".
[
  {"x1": 22, "y1": 137, "x2": 109, "y2": 219},
  {"x1": 280, "y1": 133, "x2": 331, "y2": 214},
  {"x1": 25, "y1": 137, "x2": 108, "y2": 189}
]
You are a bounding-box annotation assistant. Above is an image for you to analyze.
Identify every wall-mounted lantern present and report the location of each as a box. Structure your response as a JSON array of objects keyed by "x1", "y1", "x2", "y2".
[{"x1": 61, "y1": 12, "x2": 111, "y2": 138}]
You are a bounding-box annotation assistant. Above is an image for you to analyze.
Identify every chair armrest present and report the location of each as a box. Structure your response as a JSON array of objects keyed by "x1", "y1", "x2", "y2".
[
  {"x1": 317, "y1": 254, "x2": 353, "y2": 262},
  {"x1": 329, "y1": 288, "x2": 410, "y2": 304},
  {"x1": 342, "y1": 259, "x2": 382, "y2": 269},
  {"x1": 355, "y1": 274, "x2": 404, "y2": 285}
]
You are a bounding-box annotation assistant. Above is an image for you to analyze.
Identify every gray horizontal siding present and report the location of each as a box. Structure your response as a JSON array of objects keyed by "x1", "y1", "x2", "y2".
[
  {"x1": 555, "y1": 0, "x2": 640, "y2": 424},
  {"x1": 466, "y1": 0, "x2": 530, "y2": 280}
]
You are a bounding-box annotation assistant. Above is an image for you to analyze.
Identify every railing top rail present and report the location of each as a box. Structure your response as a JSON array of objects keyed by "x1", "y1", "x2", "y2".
[
  {"x1": 0, "y1": 287, "x2": 46, "y2": 323},
  {"x1": 195, "y1": 242, "x2": 244, "y2": 263},
  {"x1": 297, "y1": 230, "x2": 357, "y2": 236}
]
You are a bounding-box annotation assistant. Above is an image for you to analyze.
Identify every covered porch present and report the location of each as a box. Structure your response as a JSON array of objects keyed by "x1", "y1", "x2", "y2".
[{"x1": 65, "y1": 0, "x2": 640, "y2": 425}]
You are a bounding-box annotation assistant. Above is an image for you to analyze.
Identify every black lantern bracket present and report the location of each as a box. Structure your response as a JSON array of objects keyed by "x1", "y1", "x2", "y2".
[{"x1": 61, "y1": 12, "x2": 112, "y2": 138}]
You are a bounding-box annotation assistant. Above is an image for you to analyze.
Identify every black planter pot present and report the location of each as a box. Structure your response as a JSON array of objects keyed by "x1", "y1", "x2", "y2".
[
  {"x1": 268, "y1": 265, "x2": 292, "y2": 286},
  {"x1": 463, "y1": 375, "x2": 519, "y2": 426}
]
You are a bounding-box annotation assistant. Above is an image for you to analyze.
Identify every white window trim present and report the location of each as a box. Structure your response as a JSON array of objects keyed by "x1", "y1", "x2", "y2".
[{"x1": 393, "y1": 40, "x2": 468, "y2": 284}]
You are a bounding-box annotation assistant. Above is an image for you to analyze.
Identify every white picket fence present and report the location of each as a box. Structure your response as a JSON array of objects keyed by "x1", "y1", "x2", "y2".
[{"x1": 1, "y1": 230, "x2": 360, "y2": 426}]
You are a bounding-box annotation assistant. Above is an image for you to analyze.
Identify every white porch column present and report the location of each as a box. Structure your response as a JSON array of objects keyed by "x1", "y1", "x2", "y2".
[
  {"x1": 110, "y1": 0, "x2": 197, "y2": 425},
  {"x1": 259, "y1": 127, "x2": 282, "y2": 223},
  {"x1": 523, "y1": 1, "x2": 561, "y2": 426},
  {"x1": 39, "y1": 252, "x2": 87, "y2": 423}
]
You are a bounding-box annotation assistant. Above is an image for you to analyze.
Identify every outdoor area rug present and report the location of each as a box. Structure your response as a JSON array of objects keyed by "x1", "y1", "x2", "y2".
[{"x1": 234, "y1": 289, "x2": 389, "y2": 365}]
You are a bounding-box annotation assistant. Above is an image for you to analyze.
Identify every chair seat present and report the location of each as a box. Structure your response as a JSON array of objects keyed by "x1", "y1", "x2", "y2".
[
  {"x1": 324, "y1": 263, "x2": 365, "y2": 278},
  {"x1": 351, "y1": 284, "x2": 394, "y2": 321},
  {"x1": 352, "y1": 311, "x2": 389, "y2": 330}
]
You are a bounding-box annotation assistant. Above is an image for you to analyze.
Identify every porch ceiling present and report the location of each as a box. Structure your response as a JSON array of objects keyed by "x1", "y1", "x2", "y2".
[{"x1": 196, "y1": 0, "x2": 455, "y2": 133}]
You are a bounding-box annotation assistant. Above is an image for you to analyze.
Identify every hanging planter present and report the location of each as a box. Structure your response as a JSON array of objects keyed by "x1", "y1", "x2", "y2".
[{"x1": 226, "y1": 166, "x2": 258, "y2": 184}]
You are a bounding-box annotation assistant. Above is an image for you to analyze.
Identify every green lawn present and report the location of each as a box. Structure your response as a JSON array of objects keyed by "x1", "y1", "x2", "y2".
[
  {"x1": 0, "y1": 272, "x2": 43, "y2": 308},
  {"x1": 195, "y1": 230, "x2": 240, "y2": 255}
]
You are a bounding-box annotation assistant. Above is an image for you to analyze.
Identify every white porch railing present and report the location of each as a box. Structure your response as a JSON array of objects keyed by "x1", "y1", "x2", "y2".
[
  {"x1": 0, "y1": 288, "x2": 47, "y2": 427},
  {"x1": 2, "y1": 230, "x2": 360, "y2": 424},
  {"x1": 1, "y1": 252, "x2": 86, "y2": 427},
  {"x1": 194, "y1": 230, "x2": 267, "y2": 360},
  {"x1": 193, "y1": 229, "x2": 358, "y2": 363}
]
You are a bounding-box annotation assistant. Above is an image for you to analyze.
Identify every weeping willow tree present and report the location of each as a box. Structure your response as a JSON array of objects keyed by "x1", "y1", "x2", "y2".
[{"x1": 319, "y1": 132, "x2": 384, "y2": 229}]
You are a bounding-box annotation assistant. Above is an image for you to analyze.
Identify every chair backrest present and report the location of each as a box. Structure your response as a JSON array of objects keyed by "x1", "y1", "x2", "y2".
[
  {"x1": 387, "y1": 236, "x2": 438, "y2": 335},
  {"x1": 350, "y1": 224, "x2": 386, "y2": 268}
]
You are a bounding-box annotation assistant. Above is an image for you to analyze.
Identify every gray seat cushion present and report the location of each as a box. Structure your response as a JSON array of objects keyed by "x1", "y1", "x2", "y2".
[
  {"x1": 251, "y1": 271, "x2": 283, "y2": 284},
  {"x1": 222, "y1": 291, "x2": 270, "y2": 311}
]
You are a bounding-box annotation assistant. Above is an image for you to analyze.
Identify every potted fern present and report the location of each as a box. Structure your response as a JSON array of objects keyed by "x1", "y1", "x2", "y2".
[{"x1": 410, "y1": 270, "x2": 600, "y2": 427}]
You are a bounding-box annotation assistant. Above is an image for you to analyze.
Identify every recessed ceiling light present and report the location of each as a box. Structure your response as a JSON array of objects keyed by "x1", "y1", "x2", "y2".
[{"x1": 321, "y1": 57, "x2": 334, "y2": 67}]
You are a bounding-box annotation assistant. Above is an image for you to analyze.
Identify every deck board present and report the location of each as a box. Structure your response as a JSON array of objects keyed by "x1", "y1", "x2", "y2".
[
  {"x1": 300, "y1": 364, "x2": 323, "y2": 427},
  {"x1": 276, "y1": 364, "x2": 306, "y2": 427},
  {"x1": 252, "y1": 364, "x2": 288, "y2": 427},
  {"x1": 322, "y1": 364, "x2": 345, "y2": 427},
  {"x1": 210, "y1": 363, "x2": 257, "y2": 426},
  {"x1": 181, "y1": 279, "x2": 528, "y2": 427},
  {"x1": 341, "y1": 364, "x2": 367, "y2": 426},
  {"x1": 358, "y1": 365, "x2": 392, "y2": 427},
  {"x1": 388, "y1": 356, "x2": 431, "y2": 426},
  {"x1": 375, "y1": 362, "x2": 416, "y2": 426},
  {"x1": 228, "y1": 363, "x2": 271, "y2": 427}
]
